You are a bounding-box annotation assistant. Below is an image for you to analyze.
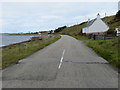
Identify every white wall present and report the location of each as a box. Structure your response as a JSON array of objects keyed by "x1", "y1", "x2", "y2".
[
  {"x1": 88, "y1": 18, "x2": 109, "y2": 33},
  {"x1": 83, "y1": 27, "x2": 90, "y2": 33},
  {"x1": 82, "y1": 28, "x2": 86, "y2": 33}
]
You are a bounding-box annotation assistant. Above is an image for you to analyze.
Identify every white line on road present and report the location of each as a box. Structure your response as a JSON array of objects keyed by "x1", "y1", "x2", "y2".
[{"x1": 58, "y1": 49, "x2": 65, "y2": 69}]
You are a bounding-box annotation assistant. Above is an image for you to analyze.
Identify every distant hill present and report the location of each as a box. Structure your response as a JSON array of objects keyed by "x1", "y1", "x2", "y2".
[
  {"x1": 59, "y1": 22, "x2": 87, "y2": 35},
  {"x1": 102, "y1": 12, "x2": 120, "y2": 34},
  {"x1": 59, "y1": 12, "x2": 120, "y2": 35}
]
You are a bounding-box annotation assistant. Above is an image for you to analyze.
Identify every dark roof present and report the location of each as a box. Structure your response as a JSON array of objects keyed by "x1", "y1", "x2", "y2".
[
  {"x1": 84, "y1": 18, "x2": 108, "y2": 28},
  {"x1": 84, "y1": 18, "x2": 97, "y2": 28}
]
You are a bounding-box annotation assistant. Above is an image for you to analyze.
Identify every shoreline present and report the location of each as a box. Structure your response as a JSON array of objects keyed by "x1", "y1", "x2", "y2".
[
  {"x1": 2, "y1": 35, "x2": 61, "y2": 69},
  {"x1": 8, "y1": 34, "x2": 39, "y2": 36},
  {"x1": 1, "y1": 34, "x2": 53, "y2": 48},
  {"x1": 1, "y1": 40, "x2": 31, "y2": 49}
]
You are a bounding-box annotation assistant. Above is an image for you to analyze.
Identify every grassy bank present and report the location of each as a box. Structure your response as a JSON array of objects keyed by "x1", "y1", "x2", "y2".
[
  {"x1": 84, "y1": 38, "x2": 119, "y2": 68},
  {"x1": 71, "y1": 35, "x2": 119, "y2": 69},
  {"x1": 2, "y1": 35, "x2": 61, "y2": 69},
  {"x1": 59, "y1": 22, "x2": 87, "y2": 35},
  {"x1": 70, "y1": 35, "x2": 88, "y2": 40}
]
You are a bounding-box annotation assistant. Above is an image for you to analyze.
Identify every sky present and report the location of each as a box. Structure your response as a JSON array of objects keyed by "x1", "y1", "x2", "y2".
[{"x1": 0, "y1": 1, "x2": 119, "y2": 33}]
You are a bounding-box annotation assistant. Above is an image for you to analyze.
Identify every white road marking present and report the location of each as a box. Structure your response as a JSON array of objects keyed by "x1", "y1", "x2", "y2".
[{"x1": 58, "y1": 49, "x2": 65, "y2": 69}]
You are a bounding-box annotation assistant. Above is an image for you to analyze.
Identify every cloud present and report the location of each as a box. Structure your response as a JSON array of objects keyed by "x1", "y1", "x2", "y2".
[
  {"x1": 0, "y1": 2, "x2": 118, "y2": 33},
  {"x1": 41, "y1": 15, "x2": 60, "y2": 19},
  {"x1": 0, "y1": 0, "x2": 119, "y2": 2}
]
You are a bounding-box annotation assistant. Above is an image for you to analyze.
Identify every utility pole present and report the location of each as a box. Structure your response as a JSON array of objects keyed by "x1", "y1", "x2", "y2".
[
  {"x1": 105, "y1": 13, "x2": 106, "y2": 17},
  {"x1": 118, "y1": 1, "x2": 120, "y2": 11}
]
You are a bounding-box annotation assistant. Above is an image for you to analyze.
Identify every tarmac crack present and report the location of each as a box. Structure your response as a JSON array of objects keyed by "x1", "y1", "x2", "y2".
[{"x1": 63, "y1": 61, "x2": 109, "y2": 64}]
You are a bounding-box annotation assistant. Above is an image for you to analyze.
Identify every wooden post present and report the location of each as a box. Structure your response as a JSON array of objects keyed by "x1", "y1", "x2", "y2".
[
  {"x1": 104, "y1": 33, "x2": 106, "y2": 40},
  {"x1": 93, "y1": 34, "x2": 96, "y2": 40}
]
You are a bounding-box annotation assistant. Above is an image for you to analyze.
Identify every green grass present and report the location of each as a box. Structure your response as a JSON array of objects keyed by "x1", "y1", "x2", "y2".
[
  {"x1": 102, "y1": 15, "x2": 115, "y2": 22},
  {"x1": 70, "y1": 35, "x2": 88, "y2": 40},
  {"x1": 59, "y1": 13, "x2": 120, "y2": 69},
  {"x1": 102, "y1": 15, "x2": 120, "y2": 34},
  {"x1": 84, "y1": 38, "x2": 120, "y2": 69},
  {"x1": 2, "y1": 35, "x2": 61, "y2": 69},
  {"x1": 70, "y1": 35, "x2": 119, "y2": 69},
  {"x1": 60, "y1": 22, "x2": 87, "y2": 35}
]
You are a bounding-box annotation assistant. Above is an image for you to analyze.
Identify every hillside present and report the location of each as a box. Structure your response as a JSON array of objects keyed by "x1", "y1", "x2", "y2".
[
  {"x1": 60, "y1": 13, "x2": 120, "y2": 35},
  {"x1": 102, "y1": 15, "x2": 120, "y2": 34},
  {"x1": 58, "y1": 12, "x2": 120, "y2": 69},
  {"x1": 59, "y1": 22, "x2": 87, "y2": 35}
]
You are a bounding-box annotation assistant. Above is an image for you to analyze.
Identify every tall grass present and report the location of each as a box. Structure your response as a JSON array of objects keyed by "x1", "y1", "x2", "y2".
[
  {"x1": 70, "y1": 35, "x2": 88, "y2": 40},
  {"x1": 60, "y1": 22, "x2": 87, "y2": 35},
  {"x1": 84, "y1": 38, "x2": 120, "y2": 68},
  {"x1": 2, "y1": 35, "x2": 61, "y2": 69}
]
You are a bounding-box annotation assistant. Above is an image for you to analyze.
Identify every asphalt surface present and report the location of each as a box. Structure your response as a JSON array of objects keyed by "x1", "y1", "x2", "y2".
[{"x1": 2, "y1": 35, "x2": 118, "y2": 88}]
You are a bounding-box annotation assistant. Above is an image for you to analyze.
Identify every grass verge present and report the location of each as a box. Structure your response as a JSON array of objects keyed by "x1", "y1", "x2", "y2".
[
  {"x1": 70, "y1": 35, "x2": 88, "y2": 40},
  {"x1": 1, "y1": 35, "x2": 61, "y2": 69},
  {"x1": 84, "y1": 38, "x2": 120, "y2": 69},
  {"x1": 71, "y1": 35, "x2": 120, "y2": 69}
]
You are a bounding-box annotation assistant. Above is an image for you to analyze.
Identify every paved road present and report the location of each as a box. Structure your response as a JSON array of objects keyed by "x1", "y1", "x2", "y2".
[{"x1": 2, "y1": 35, "x2": 118, "y2": 88}]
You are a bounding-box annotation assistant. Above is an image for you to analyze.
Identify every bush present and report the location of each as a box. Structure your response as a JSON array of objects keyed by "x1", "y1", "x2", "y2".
[{"x1": 54, "y1": 26, "x2": 67, "y2": 33}]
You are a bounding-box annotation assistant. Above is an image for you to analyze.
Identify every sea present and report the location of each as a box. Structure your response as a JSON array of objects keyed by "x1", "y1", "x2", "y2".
[{"x1": 0, "y1": 34, "x2": 39, "y2": 47}]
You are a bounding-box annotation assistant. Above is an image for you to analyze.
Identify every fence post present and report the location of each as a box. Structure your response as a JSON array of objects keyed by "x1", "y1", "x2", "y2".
[
  {"x1": 104, "y1": 34, "x2": 106, "y2": 40},
  {"x1": 93, "y1": 34, "x2": 96, "y2": 40}
]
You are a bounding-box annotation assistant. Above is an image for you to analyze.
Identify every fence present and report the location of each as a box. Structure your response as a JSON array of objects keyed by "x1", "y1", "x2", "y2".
[{"x1": 87, "y1": 34, "x2": 115, "y2": 40}]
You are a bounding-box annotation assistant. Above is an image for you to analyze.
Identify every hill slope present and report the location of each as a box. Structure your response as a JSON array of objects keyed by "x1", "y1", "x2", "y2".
[
  {"x1": 102, "y1": 15, "x2": 120, "y2": 34},
  {"x1": 59, "y1": 22, "x2": 87, "y2": 35},
  {"x1": 60, "y1": 14, "x2": 120, "y2": 35},
  {"x1": 59, "y1": 12, "x2": 120, "y2": 69}
]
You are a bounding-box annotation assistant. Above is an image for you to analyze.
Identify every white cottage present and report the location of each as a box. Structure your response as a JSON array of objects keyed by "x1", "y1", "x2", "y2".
[{"x1": 82, "y1": 13, "x2": 109, "y2": 35}]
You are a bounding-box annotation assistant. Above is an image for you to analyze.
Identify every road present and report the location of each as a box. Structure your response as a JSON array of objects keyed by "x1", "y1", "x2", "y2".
[{"x1": 2, "y1": 35, "x2": 118, "y2": 88}]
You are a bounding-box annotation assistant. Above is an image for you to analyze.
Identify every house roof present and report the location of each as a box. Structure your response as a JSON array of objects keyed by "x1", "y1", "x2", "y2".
[
  {"x1": 84, "y1": 18, "x2": 108, "y2": 28},
  {"x1": 84, "y1": 18, "x2": 97, "y2": 28}
]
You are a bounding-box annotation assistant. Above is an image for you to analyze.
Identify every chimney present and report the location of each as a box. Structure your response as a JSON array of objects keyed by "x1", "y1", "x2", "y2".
[
  {"x1": 105, "y1": 13, "x2": 106, "y2": 17},
  {"x1": 97, "y1": 13, "x2": 100, "y2": 19},
  {"x1": 88, "y1": 18, "x2": 90, "y2": 22}
]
